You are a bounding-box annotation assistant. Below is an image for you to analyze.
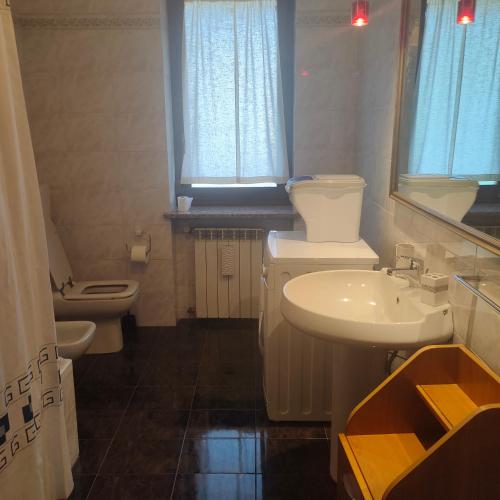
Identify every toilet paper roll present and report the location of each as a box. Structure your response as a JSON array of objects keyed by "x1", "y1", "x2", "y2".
[{"x1": 130, "y1": 245, "x2": 150, "y2": 264}]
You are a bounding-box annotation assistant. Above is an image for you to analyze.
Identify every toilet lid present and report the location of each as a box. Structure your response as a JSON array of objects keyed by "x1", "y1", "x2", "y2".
[
  {"x1": 286, "y1": 175, "x2": 366, "y2": 193},
  {"x1": 399, "y1": 174, "x2": 479, "y2": 189},
  {"x1": 44, "y1": 215, "x2": 74, "y2": 291}
]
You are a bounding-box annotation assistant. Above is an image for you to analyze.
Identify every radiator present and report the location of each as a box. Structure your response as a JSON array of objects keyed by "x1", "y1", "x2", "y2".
[{"x1": 194, "y1": 228, "x2": 263, "y2": 319}]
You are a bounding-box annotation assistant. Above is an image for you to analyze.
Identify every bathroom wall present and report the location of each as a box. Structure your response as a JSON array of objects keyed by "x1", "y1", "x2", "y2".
[
  {"x1": 355, "y1": 0, "x2": 500, "y2": 373},
  {"x1": 294, "y1": 0, "x2": 359, "y2": 176},
  {"x1": 13, "y1": 0, "x2": 360, "y2": 323},
  {"x1": 173, "y1": 0, "x2": 359, "y2": 318},
  {"x1": 12, "y1": 0, "x2": 177, "y2": 326}
]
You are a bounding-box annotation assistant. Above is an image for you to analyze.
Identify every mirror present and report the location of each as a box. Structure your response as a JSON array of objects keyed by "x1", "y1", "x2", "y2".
[{"x1": 392, "y1": 0, "x2": 499, "y2": 253}]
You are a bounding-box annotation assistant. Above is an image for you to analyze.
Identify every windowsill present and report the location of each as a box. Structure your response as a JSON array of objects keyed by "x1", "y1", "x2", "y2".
[{"x1": 164, "y1": 205, "x2": 295, "y2": 220}]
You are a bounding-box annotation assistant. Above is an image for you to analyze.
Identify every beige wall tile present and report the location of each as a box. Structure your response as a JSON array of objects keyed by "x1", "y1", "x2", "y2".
[
  {"x1": 63, "y1": 113, "x2": 115, "y2": 152},
  {"x1": 111, "y1": 30, "x2": 163, "y2": 73},
  {"x1": 51, "y1": 0, "x2": 160, "y2": 15},
  {"x1": 112, "y1": 71, "x2": 163, "y2": 114},
  {"x1": 122, "y1": 188, "x2": 169, "y2": 225},
  {"x1": 128, "y1": 259, "x2": 176, "y2": 325},
  {"x1": 29, "y1": 113, "x2": 68, "y2": 152},
  {"x1": 11, "y1": 0, "x2": 54, "y2": 14},
  {"x1": 35, "y1": 152, "x2": 71, "y2": 188},
  {"x1": 63, "y1": 225, "x2": 125, "y2": 261},
  {"x1": 469, "y1": 299, "x2": 500, "y2": 374},
  {"x1": 71, "y1": 258, "x2": 128, "y2": 281},
  {"x1": 61, "y1": 71, "x2": 115, "y2": 114},
  {"x1": 72, "y1": 188, "x2": 123, "y2": 226},
  {"x1": 58, "y1": 30, "x2": 115, "y2": 73},
  {"x1": 114, "y1": 112, "x2": 167, "y2": 152},
  {"x1": 16, "y1": 30, "x2": 61, "y2": 75},
  {"x1": 119, "y1": 151, "x2": 169, "y2": 192},
  {"x1": 22, "y1": 72, "x2": 61, "y2": 115},
  {"x1": 67, "y1": 152, "x2": 120, "y2": 192}
]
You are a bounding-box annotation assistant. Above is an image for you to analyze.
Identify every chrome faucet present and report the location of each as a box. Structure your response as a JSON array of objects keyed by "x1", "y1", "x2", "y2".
[
  {"x1": 386, "y1": 258, "x2": 418, "y2": 276},
  {"x1": 386, "y1": 257, "x2": 422, "y2": 287}
]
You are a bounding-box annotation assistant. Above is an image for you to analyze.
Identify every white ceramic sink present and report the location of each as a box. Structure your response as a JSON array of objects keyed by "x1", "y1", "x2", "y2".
[
  {"x1": 56, "y1": 321, "x2": 96, "y2": 360},
  {"x1": 281, "y1": 269, "x2": 454, "y2": 481},
  {"x1": 282, "y1": 270, "x2": 453, "y2": 350}
]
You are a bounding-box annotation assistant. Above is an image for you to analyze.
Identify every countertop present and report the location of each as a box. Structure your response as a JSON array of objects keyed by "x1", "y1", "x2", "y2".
[{"x1": 164, "y1": 205, "x2": 295, "y2": 220}]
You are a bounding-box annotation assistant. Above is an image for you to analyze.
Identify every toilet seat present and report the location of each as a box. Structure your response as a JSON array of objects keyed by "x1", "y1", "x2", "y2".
[
  {"x1": 41, "y1": 185, "x2": 140, "y2": 354},
  {"x1": 62, "y1": 280, "x2": 139, "y2": 301}
]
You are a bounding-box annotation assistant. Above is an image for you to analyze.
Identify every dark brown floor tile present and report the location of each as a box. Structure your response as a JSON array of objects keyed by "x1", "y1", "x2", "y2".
[
  {"x1": 76, "y1": 386, "x2": 135, "y2": 410},
  {"x1": 87, "y1": 474, "x2": 175, "y2": 500},
  {"x1": 193, "y1": 385, "x2": 256, "y2": 410},
  {"x1": 173, "y1": 474, "x2": 256, "y2": 500},
  {"x1": 73, "y1": 355, "x2": 98, "y2": 385},
  {"x1": 68, "y1": 475, "x2": 95, "y2": 500},
  {"x1": 197, "y1": 361, "x2": 255, "y2": 386},
  {"x1": 155, "y1": 326, "x2": 206, "y2": 349},
  {"x1": 115, "y1": 409, "x2": 189, "y2": 441},
  {"x1": 256, "y1": 411, "x2": 327, "y2": 439},
  {"x1": 187, "y1": 410, "x2": 255, "y2": 439},
  {"x1": 179, "y1": 438, "x2": 256, "y2": 474},
  {"x1": 73, "y1": 439, "x2": 111, "y2": 475},
  {"x1": 150, "y1": 344, "x2": 204, "y2": 363},
  {"x1": 122, "y1": 328, "x2": 160, "y2": 353},
  {"x1": 201, "y1": 331, "x2": 256, "y2": 365},
  {"x1": 100, "y1": 439, "x2": 182, "y2": 474},
  {"x1": 83, "y1": 355, "x2": 148, "y2": 386},
  {"x1": 257, "y1": 439, "x2": 331, "y2": 475},
  {"x1": 256, "y1": 474, "x2": 337, "y2": 500},
  {"x1": 77, "y1": 410, "x2": 124, "y2": 439},
  {"x1": 141, "y1": 362, "x2": 199, "y2": 386},
  {"x1": 129, "y1": 385, "x2": 195, "y2": 410},
  {"x1": 201, "y1": 319, "x2": 258, "y2": 331}
]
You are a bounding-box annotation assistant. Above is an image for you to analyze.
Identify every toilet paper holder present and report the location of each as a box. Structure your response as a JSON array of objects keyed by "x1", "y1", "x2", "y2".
[{"x1": 125, "y1": 233, "x2": 152, "y2": 258}]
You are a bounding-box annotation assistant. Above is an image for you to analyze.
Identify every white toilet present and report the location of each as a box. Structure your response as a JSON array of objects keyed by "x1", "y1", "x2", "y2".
[
  {"x1": 398, "y1": 174, "x2": 479, "y2": 222},
  {"x1": 286, "y1": 175, "x2": 367, "y2": 242},
  {"x1": 40, "y1": 187, "x2": 139, "y2": 354}
]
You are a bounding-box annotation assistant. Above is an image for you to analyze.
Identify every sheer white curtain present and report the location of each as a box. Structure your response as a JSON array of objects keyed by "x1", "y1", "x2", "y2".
[
  {"x1": 181, "y1": 0, "x2": 289, "y2": 184},
  {"x1": 0, "y1": 2, "x2": 73, "y2": 498},
  {"x1": 408, "y1": 0, "x2": 500, "y2": 180}
]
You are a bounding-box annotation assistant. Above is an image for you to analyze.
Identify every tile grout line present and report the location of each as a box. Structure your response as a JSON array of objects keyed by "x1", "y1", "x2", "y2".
[
  {"x1": 255, "y1": 338, "x2": 260, "y2": 500},
  {"x1": 82, "y1": 389, "x2": 134, "y2": 500},
  {"x1": 82, "y1": 331, "x2": 159, "y2": 500},
  {"x1": 169, "y1": 324, "x2": 206, "y2": 500}
]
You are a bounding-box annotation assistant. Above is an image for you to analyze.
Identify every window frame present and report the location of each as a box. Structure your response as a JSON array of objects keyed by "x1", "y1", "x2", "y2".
[{"x1": 167, "y1": 0, "x2": 295, "y2": 206}]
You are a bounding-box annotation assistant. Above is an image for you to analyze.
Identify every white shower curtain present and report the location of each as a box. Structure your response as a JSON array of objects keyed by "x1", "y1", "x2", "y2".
[{"x1": 0, "y1": 2, "x2": 73, "y2": 499}]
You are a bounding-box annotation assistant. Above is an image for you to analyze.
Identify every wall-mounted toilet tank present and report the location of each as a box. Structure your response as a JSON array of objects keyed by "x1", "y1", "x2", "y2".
[{"x1": 286, "y1": 175, "x2": 367, "y2": 243}]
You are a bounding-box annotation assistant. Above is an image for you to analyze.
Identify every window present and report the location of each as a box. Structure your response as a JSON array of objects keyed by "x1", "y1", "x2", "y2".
[
  {"x1": 167, "y1": 0, "x2": 295, "y2": 205},
  {"x1": 408, "y1": 0, "x2": 500, "y2": 180}
]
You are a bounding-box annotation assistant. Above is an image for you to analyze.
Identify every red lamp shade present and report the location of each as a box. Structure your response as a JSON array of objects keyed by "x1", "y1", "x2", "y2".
[
  {"x1": 351, "y1": 0, "x2": 370, "y2": 27},
  {"x1": 457, "y1": 0, "x2": 475, "y2": 24}
]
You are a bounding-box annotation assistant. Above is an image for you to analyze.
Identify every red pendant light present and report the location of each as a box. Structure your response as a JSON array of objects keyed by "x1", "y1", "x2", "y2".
[
  {"x1": 457, "y1": 0, "x2": 475, "y2": 24},
  {"x1": 351, "y1": 0, "x2": 370, "y2": 27}
]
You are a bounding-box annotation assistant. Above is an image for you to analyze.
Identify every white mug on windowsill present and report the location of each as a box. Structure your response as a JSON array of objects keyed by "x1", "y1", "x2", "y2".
[{"x1": 177, "y1": 196, "x2": 193, "y2": 212}]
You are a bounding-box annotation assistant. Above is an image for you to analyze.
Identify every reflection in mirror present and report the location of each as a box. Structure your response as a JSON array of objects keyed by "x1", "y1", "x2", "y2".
[{"x1": 394, "y1": 0, "x2": 499, "y2": 243}]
